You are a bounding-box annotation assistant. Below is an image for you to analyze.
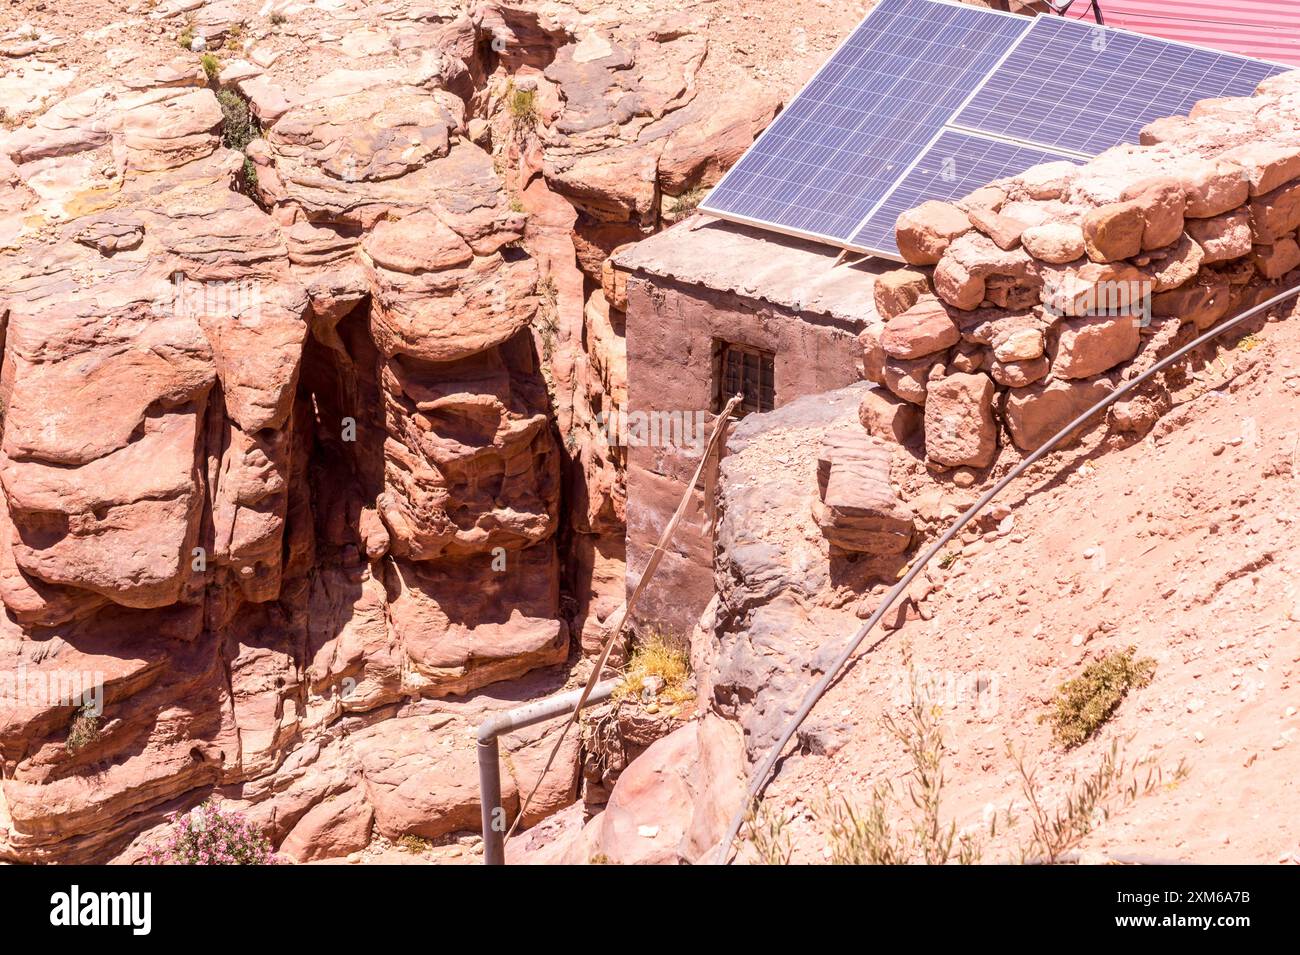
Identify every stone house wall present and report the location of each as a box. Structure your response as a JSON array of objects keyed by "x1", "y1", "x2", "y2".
[{"x1": 622, "y1": 272, "x2": 865, "y2": 636}]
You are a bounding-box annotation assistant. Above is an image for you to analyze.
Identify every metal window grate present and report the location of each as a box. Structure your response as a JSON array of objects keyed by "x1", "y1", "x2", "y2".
[{"x1": 720, "y1": 344, "x2": 775, "y2": 417}]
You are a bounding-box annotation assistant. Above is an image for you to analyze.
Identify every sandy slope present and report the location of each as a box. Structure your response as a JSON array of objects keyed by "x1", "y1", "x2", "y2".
[{"x1": 755, "y1": 314, "x2": 1300, "y2": 864}]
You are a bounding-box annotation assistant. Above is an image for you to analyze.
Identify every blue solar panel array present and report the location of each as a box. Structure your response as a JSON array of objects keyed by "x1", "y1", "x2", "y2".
[
  {"x1": 702, "y1": 0, "x2": 1291, "y2": 260},
  {"x1": 699, "y1": 0, "x2": 1029, "y2": 243},
  {"x1": 952, "y1": 15, "x2": 1287, "y2": 155},
  {"x1": 850, "y1": 130, "x2": 1084, "y2": 254}
]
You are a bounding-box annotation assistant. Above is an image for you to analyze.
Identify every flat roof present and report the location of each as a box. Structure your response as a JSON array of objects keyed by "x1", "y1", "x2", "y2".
[{"x1": 613, "y1": 217, "x2": 886, "y2": 328}]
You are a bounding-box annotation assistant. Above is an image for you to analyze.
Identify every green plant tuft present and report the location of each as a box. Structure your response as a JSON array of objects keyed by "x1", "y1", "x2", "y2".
[
  {"x1": 508, "y1": 86, "x2": 538, "y2": 130},
  {"x1": 1045, "y1": 646, "x2": 1156, "y2": 749},
  {"x1": 201, "y1": 52, "x2": 221, "y2": 84}
]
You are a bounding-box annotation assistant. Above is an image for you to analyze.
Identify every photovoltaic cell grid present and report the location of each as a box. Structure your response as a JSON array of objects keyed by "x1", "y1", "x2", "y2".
[
  {"x1": 699, "y1": 0, "x2": 1029, "y2": 243},
  {"x1": 849, "y1": 130, "x2": 1084, "y2": 255},
  {"x1": 953, "y1": 14, "x2": 1289, "y2": 155}
]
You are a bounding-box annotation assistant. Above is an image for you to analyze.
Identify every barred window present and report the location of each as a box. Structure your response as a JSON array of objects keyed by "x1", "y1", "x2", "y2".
[{"x1": 718, "y1": 343, "x2": 775, "y2": 417}]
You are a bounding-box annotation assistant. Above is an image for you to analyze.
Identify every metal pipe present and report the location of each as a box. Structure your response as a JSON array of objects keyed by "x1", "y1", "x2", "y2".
[
  {"x1": 716, "y1": 283, "x2": 1300, "y2": 864},
  {"x1": 477, "y1": 677, "x2": 621, "y2": 865}
]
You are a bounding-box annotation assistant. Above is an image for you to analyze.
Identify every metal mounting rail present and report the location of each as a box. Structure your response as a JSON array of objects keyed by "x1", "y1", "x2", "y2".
[
  {"x1": 716, "y1": 283, "x2": 1300, "y2": 864},
  {"x1": 477, "y1": 678, "x2": 621, "y2": 865}
]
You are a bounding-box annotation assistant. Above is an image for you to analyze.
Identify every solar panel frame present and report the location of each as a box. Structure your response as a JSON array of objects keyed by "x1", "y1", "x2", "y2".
[
  {"x1": 951, "y1": 14, "x2": 1291, "y2": 155},
  {"x1": 699, "y1": 0, "x2": 1033, "y2": 246},
  {"x1": 847, "y1": 128, "x2": 1086, "y2": 259}
]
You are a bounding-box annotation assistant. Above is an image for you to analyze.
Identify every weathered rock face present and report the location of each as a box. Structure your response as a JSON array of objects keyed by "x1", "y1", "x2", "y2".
[
  {"x1": 0, "y1": 11, "x2": 566, "y2": 862},
  {"x1": 0, "y1": 0, "x2": 780, "y2": 861}
]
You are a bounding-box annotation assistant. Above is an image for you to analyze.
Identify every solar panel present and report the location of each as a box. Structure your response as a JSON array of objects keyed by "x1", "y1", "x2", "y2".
[
  {"x1": 850, "y1": 129, "x2": 1084, "y2": 257},
  {"x1": 699, "y1": 0, "x2": 1030, "y2": 244},
  {"x1": 952, "y1": 15, "x2": 1289, "y2": 155}
]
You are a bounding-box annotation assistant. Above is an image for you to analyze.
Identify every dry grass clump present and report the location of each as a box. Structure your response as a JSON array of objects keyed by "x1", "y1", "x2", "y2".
[
  {"x1": 614, "y1": 630, "x2": 691, "y2": 704},
  {"x1": 66, "y1": 702, "x2": 101, "y2": 754}
]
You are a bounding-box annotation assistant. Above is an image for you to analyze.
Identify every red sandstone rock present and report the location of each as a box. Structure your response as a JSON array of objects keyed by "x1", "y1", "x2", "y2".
[
  {"x1": 923, "y1": 372, "x2": 997, "y2": 469},
  {"x1": 1174, "y1": 157, "x2": 1249, "y2": 218},
  {"x1": 1014, "y1": 161, "x2": 1077, "y2": 200},
  {"x1": 896, "y1": 200, "x2": 972, "y2": 266},
  {"x1": 860, "y1": 322, "x2": 887, "y2": 385},
  {"x1": 1152, "y1": 280, "x2": 1233, "y2": 330},
  {"x1": 881, "y1": 299, "x2": 961, "y2": 360},
  {"x1": 883, "y1": 354, "x2": 943, "y2": 405},
  {"x1": 1041, "y1": 261, "x2": 1146, "y2": 318},
  {"x1": 1022, "y1": 222, "x2": 1085, "y2": 264},
  {"x1": 990, "y1": 355, "x2": 1049, "y2": 388},
  {"x1": 1004, "y1": 377, "x2": 1114, "y2": 451},
  {"x1": 1187, "y1": 209, "x2": 1254, "y2": 262},
  {"x1": 279, "y1": 787, "x2": 375, "y2": 863},
  {"x1": 1050, "y1": 314, "x2": 1141, "y2": 379},
  {"x1": 873, "y1": 268, "x2": 931, "y2": 321},
  {"x1": 934, "y1": 253, "x2": 985, "y2": 310},
  {"x1": 1220, "y1": 141, "x2": 1300, "y2": 197},
  {"x1": 1120, "y1": 177, "x2": 1186, "y2": 251},
  {"x1": 1141, "y1": 233, "x2": 1204, "y2": 292},
  {"x1": 813, "y1": 430, "x2": 914, "y2": 554},
  {"x1": 968, "y1": 206, "x2": 1029, "y2": 250},
  {"x1": 1249, "y1": 181, "x2": 1300, "y2": 241},
  {"x1": 1082, "y1": 199, "x2": 1145, "y2": 262},
  {"x1": 859, "y1": 388, "x2": 923, "y2": 445},
  {"x1": 1253, "y1": 236, "x2": 1300, "y2": 279}
]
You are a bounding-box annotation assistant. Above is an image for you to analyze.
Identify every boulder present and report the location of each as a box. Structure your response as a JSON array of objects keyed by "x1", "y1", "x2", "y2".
[
  {"x1": 1082, "y1": 199, "x2": 1145, "y2": 262},
  {"x1": 968, "y1": 206, "x2": 1029, "y2": 250},
  {"x1": 1022, "y1": 222, "x2": 1085, "y2": 264},
  {"x1": 1249, "y1": 181, "x2": 1300, "y2": 242},
  {"x1": 1173, "y1": 157, "x2": 1248, "y2": 218},
  {"x1": 923, "y1": 373, "x2": 997, "y2": 469},
  {"x1": 1186, "y1": 209, "x2": 1253, "y2": 262},
  {"x1": 883, "y1": 354, "x2": 943, "y2": 405},
  {"x1": 896, "y1": 201, "x2": 972, "y2": 265},
  {"x1": 1049, "y1": 314, "x2": 1141, "y2": 379},
  {"x1": 881, "y1": 298, "x2": 961, "y2": 359},
  {"x1": 1042, "y1": 261, "x2": 1147, "y2": 318},
  {"x1": 353, "y1": 715, "x2": 518, "y2": 841},
  {"x1": 1015, "y1": 161, "x2": 1077, "y2": 200},
  {"x1": 813, "y1": 430, "x2": 914, "y2": 554},
  {"x1": 859, "y1": 388, "x2": 923, "y2": 445},
  {"x1": 860, "y1": 321, "x2": 887, "y2": 385},
  {"x1": 991, "y1": 326, "x2": 1045, "y2": 362},
  {"x1": 278, "y1": 788, "x2": 375, "y2": 862},
  {"x1": 1152, "y1": 280, "x2": 1233, "y2": 330},
  {"x1": 1220, "y1": 141, "x2": 1300, "y2": 196},
  {"x1": 1253, "y1": 236, "x2": 1300, "y2": 279},
  {"x1": 990, "y1": 356, "x2": 1049, "y2": 388},
  {"x1": 1120, "y1": 177, "x2": 1185, "y2": 251},
  {"x1": 1004, "y1": 377, "x2": 1113, "y2": 451},
  {"x1": 873, "y1": 268, "x2": 931, "y2": 321}
]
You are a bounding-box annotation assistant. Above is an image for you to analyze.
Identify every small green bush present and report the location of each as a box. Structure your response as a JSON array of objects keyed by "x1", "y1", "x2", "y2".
[
  {"x1": 201, "y1": 53, "x2": 221, "y2": 84},
  {"x1": 508, "y1": 87, "x2": 538, "y2": 129},
  {"x1": 1045, "y1": 647, "x2": 1156, "y2": 749}
]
